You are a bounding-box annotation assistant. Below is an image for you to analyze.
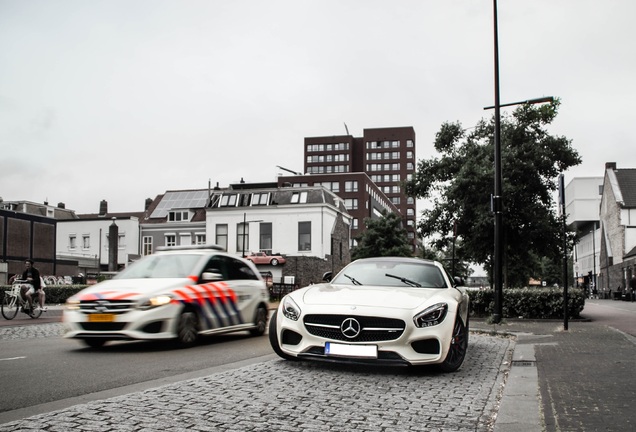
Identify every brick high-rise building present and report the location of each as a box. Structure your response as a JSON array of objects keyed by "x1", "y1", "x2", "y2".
[{"x1": 280, "y1": 126, "x2": 417, "y2": 251}]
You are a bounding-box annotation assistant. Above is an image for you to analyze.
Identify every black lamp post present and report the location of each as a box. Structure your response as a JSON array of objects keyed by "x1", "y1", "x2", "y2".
[{"x1": 488, "y1": 0, "x2": 554, "y2": 323}]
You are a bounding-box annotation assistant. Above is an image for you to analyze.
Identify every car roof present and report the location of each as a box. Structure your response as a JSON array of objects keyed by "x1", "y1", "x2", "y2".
[{"x1": 353, "y1": 256, "x2": 441, "y2": 266}]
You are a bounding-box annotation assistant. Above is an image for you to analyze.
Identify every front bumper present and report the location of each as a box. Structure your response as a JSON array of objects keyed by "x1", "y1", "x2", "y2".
[
  {"x1": 63, "y1": 304, "x2": 180, "y2": 341},
  {"x1": 274, "y1": 304, "x2": 457, "y2": 366}
]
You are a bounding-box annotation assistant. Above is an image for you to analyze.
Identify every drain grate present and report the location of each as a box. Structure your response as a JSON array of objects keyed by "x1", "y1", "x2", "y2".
[{"x1": 511, "y1": 360, "x2": 536, "y2": 367}]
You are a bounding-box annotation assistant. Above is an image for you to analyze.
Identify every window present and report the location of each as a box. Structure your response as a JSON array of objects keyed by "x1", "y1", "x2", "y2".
[
  {"x1": 291, "y1": 191, "x2": 308, "y2": 203},
  {"x1": 216, "y1": 224, "x2": 228, "y2": 251},
  {"x1": 165, "y1": 235, "x2": 176, "y2": 247},
  {"x1": 407, "y1": 151, "x2": 414, "y2": 159},
  {"x1": 195, "y1": 234, "x2": 206, "y2": 245},
  {"x1": 391, "y1": 197, "x2": 400, "y2": 205},
  {"x1": 344, "y1": 181, "x2": 358, "y2": 192},
  {"x1": 251, "y1": 192, "x2": 269, "y2": 205},
  {"x1": 407, "y1": 162, "x2": 414, "y2": 170},
  {"x1": 142, "y1": 236, "x2": 153, "y2": 256},
  {"x1": 344, "y1": 198, "x2": 358, "y2": 210},
  {"x1": 407, "y1": 208, "x2": 415, "y2": 216},
  {"x1": 391, "y1": 141, "x2": 399, "y2": 148},
  {"x1": 407, "y1": 197, "x2": 415, "y2": 205},
  {"x1": 220, "y1": 194, "x2": 238, "y2": 207},
  {"x1": 407, "y1": 139, "x2": 414, "y2": 147},
  {"x1": 298, "y1": 222, "x2": 311, "y2": 251},
  {"x1": 179, "y1": 233, "x2": 191, "y2": 246},
  {"x1": 260, "y1": 222, "x2": 272, "y2": 253},
  {"x1": 69, "y1": 234, "x2": 77, "y2": 249},
  {"x1": 237, "y1": 223, "x2": 249, "y2": 255},
  {"x1": 82, "y1": 235, "x2": 90, "y2": 249},
  {"x1": 118, "y1": 233, "x2": 126, "y2": 248},
  {"x1": 352, "y1": 218, "x2": 358, "y2": 229},
  {"x1": 168, "y1": 211, "x2": 189, "y2": 222}
]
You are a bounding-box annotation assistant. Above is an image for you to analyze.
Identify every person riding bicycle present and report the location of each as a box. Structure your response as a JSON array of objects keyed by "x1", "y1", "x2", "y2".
[{"x1": 20, "y1": 259, "x2": 47, "y2": 313}]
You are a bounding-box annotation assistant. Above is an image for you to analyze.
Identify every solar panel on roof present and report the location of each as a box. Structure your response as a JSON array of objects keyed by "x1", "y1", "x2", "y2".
[{"x1": 150, "y1": 190, "x2": 209, "y2": 218}]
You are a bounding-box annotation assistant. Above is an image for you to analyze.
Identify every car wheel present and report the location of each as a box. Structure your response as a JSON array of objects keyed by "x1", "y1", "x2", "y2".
[
  {"x1": 82, "y1": 339, "x2": 107, "y2": 348},
  {"x1": 438, "y1": 315, "x2": 468, "y2": 373},
  {"x1": 176, "y1": 309, "x2": 199, "y2": 348},
  {"x1": 250, "y1": 305, "x2": 268, "y2": 336},
  {"x1": 268, "y1": 310, "x2": 297, "y2": 361},
  {"x1": 270, "y1": 258, "x2": 279, "y2": 266}
]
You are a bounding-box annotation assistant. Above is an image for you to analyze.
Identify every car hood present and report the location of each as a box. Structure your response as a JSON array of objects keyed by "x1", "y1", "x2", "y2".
[
  {"x1": 73, "y1": 278, "x2": 192, "y2": 301},
  {"x1": 300, "y1": 283, "x2": 448, "y2": 310}
]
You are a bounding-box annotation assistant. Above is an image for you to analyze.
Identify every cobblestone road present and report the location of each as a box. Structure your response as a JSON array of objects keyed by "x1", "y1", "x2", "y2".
[{"x1": 1, "y1": 324, "x2": 513, "y2": 431}]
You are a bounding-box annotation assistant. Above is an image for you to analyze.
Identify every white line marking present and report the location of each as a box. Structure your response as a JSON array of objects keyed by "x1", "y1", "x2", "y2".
[{"x1": 0, "y1": 356, "x2": 26, "y2": 361}]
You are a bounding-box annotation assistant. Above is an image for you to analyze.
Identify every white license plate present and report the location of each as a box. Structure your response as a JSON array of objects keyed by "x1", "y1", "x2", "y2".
[{"x1": 325, "y1": 342, "x2": 378, "y2": 358}]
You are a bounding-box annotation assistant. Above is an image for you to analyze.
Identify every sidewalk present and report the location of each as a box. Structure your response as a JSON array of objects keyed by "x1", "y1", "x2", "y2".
[{"x1": 472, "y1": 299, "x2": 636, "y2": 432}]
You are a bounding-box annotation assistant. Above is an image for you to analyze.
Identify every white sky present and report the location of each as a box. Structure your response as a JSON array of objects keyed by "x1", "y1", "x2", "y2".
[{"x1": 1, "y1": 0, "x2": 634, "y2": 214}]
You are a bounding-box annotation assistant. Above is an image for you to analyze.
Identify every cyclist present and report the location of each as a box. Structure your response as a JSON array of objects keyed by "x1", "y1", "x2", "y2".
[{"x1": 20, "y1": 259, "x2": 47, "y2": 313}]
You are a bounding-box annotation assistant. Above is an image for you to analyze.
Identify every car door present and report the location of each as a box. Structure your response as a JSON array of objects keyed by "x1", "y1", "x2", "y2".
[{"x1": 197, "y1": 255, "x2": 263, "y2": 329}]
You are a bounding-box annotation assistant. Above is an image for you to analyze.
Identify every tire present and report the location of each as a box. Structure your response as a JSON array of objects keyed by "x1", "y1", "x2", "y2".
[
  {"x1": 438, "y1": 315, "x2": 469, "y2": 373},
  {"x1": 82, "y1": 339, "x2": 107, "y2": 348},
  {"x1": 270, "y1": 258, "x2": 279, "y2": 266},
  {"x1": 29, "y1": 303, "x2": 42, "y2": 319},
  {"x1": 268, "y1": 311, "x2": 297, "y2": 361},
  {"x1": 250, "y1": 305, "x2": 268, "y2": 336},
  {"x1": 1, "y1": 293, "x2": 19, "y2": 320},
  {"x1": 175, "y1": 309, "x2": 199, "y2": 348}
]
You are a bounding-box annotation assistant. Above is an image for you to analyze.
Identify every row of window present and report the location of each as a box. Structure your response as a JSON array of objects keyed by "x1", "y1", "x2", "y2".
[
  {"x1": 307, "y1": 143, "x2": 350, "y2": 152},
  {"x1": 366, "y1": 140, "x2": 414, "y2": 149},
  {"x1": 366, "y1": 151, "x2": 414, "y2": 160},
  {"x1": 307, "y1": 154, "x2": 349, "y2": 163},
  {"x1": 306, "y1": 165, "x2": 349, "y2": 174},
  {"x1": 68, "y1": 233, "x2": 126, "y2": 250},
  {"x1": 314, "y1": 180, "x2": 359, "y2": 193},
  {"x1": 370, "y1": 174, "x2": 401, "y2": 183},
  {"x1": 367, "y1": 163, "x2": 402, "y2": 172},
  {"x1": 141, "y1": 222, "x2": 313, "y2": 256}
]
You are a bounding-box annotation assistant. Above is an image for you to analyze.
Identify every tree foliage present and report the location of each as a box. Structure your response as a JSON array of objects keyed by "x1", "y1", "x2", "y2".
[
  {"x1": 405, "y1": 100, "x2": 581, "y2": 287},
  {"x1": 351, "y1": 211, "x2": 412, "y2": 260}
]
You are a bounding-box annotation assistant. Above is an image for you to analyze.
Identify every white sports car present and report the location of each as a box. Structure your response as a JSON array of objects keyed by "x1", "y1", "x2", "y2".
[{"x1": 269, "y1": 257, "x2": 470, "y2": 371}]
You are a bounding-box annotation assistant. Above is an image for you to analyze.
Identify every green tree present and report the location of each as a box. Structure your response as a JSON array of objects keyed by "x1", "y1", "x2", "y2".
[
  {"x1": 351, "y1": 211, "x2": 412, "y2": 260},
  {"x1": 405, "y1": 100, "x2": 581, "y2": 287}
]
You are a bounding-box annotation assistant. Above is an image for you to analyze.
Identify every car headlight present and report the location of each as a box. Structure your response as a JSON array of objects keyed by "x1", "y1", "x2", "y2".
[
  {"x1": 281, "y1": 296, "x2": 301, "y2": 321},
  {"x1": 138, "y1": 295, "x2": 173, "y2": 310},
  {"x1": 65, "y1": 298, "x2": 80, "y2": 310},
  {"x1": 413, "y1": 303, "x2": 448, "y2": 328}
]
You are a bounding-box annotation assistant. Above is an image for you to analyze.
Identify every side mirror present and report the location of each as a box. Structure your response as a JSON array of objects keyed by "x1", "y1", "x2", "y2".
[
  {"x1": 202, "y1": 272, "x2": 223, "y2": 282},
  {"x1": 322, "y1": 271, "x2": 333, "y2": 282},
  {"x1": 453, "y1": 276, "x2": 465, "y2": 287}
]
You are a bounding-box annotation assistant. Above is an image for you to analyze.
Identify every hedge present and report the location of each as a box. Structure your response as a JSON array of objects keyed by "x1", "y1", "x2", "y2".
[
  {"x1": 0, "y1": 285, "x2": 86, "y2": 305},
  {"x1": 467, "y1": 287, "x2": 585, "y2": 319}
]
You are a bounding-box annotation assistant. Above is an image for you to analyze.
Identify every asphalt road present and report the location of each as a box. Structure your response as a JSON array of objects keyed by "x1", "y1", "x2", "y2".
[{"x1": 0, "y1": 325, "x2": 276, "y2": 424}]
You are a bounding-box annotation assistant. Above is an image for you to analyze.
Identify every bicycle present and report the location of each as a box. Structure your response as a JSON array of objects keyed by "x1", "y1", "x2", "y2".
[{"x1": 1, "y1": 280, "x2": 43, "y2": 320}]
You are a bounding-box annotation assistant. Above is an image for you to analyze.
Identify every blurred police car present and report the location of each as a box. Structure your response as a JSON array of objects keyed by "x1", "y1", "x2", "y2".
[{"x1": 63, "y1": 245, "x2": 269, "y2": 348}]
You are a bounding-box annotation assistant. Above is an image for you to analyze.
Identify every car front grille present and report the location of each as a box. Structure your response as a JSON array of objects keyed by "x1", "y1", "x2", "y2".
[
  {"x1": 79, "y1": 299, "x2": 136, "y2": 314},
  {"x1": 79, "y1": 322, "x2": 127, "y2": 331},
  {"x1": 303, "y1": 314, "x2": 405, "y2": 342}
]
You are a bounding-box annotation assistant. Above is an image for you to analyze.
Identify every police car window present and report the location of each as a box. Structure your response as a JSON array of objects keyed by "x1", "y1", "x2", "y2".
[
  {"x1": 226, "y1": 257, "x2": 258, "y2": 280},
  {"x1": 203, "y1": 256, "x2": 227, "y2": 280}
]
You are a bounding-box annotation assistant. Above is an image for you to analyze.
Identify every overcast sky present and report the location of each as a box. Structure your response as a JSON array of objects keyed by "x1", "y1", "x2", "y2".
[{"x1": 1, "y1": 0, "x2": 634, "y2": 214}]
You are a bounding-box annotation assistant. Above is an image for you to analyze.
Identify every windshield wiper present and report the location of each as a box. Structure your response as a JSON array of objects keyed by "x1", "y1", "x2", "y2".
[
  {"x1": 343, "y1": 274, "x2": 362, "y2": 285},
  {"x1": 385, "y1": 273, "x2": 421, "y2": 287}
]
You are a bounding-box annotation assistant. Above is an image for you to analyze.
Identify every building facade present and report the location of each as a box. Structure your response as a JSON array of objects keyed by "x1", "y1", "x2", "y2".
[{"x1": 302, "y1": 126, "x2": 417, "y2": 250}]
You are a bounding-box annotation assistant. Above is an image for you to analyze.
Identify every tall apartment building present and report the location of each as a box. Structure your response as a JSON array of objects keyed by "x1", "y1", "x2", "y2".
[{"x1": 281, "y1": 126, "x2": 417, "y2": 250}]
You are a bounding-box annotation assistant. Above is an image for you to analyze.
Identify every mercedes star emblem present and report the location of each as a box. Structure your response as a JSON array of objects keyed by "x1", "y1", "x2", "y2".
[{"x1": 340, "y1": 317, "x2": 361, "y2": 339}]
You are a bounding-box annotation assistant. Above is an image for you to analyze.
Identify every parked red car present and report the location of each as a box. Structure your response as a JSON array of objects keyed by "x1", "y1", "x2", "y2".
[{"x1": 246, "y1": 252, "x2": 286, "y2": 266}]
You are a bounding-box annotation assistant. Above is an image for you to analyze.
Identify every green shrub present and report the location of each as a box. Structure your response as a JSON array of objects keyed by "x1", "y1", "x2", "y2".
[{"x1": 467, "y1": 287, "x2": 585, "y2": 319}]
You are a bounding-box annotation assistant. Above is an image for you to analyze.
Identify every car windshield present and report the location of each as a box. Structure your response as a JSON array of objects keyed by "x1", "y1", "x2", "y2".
[
  {"x1": 331, "y1": 260, "x2": 449, "y2": 288},
  {"x1": 114, "y1": 254, "x2": 203, "y2": 279}
]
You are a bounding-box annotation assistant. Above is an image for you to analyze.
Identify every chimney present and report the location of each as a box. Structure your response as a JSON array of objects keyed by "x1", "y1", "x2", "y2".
[
  {"x1": 99, "y1": 200, "x2": 108, "y2": 216},
  {"x1": 57, "y1": 202, "x2": 65, "y2": 209},
  {"x1": 605, "y1": 162, "x2": 617, "y2": 170},
  {"x1": 145, "y1": 198, "x2": 153, "y2": 211}
]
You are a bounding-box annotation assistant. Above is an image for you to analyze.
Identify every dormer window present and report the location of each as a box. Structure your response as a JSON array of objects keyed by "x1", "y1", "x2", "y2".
[
  {"x1": 220, "y1": 194, "x2": 238, "y2": 207},
  {"x1": 252, "y1": 192, "x2": 269, "y2": 205},
  {"x1": 168, "y1": 210, "x2": 190, "y2": 222},
  {"x1": 291, "y1": 192, "x2": 308, "y2": 204}
]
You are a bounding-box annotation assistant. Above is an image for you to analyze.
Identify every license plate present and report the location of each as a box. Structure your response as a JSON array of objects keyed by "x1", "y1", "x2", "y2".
[
  {"x1": 325, "y1": 342, "x2": 378, "y2": 358},
  {"x1": 88, "y1": 313, "x2": 115, "y2": 322}
]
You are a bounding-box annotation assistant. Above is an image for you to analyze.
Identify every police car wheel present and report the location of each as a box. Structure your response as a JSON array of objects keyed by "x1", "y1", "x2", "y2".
[
  {"x1": 176, "y1": 310, "x2": 199, "y2": 347},
  {"x1": 250, "y1": 305, "x2": 267, "y2": 336}
]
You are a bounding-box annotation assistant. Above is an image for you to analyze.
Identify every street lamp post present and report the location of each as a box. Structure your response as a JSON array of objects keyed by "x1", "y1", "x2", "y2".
[{"x1": 488, "y1": 0, "x2": 554, "y2": 323}]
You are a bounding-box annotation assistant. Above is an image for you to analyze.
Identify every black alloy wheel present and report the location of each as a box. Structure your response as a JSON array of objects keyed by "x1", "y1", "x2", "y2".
[{"x1": 438, "y1": 315, "x2": 468, "y2": 373}]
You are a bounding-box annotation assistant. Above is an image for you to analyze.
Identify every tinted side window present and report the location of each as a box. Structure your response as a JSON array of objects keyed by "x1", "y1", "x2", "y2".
[{"x1": 226, "y1": 257, "x2": 259, "y2": 281}]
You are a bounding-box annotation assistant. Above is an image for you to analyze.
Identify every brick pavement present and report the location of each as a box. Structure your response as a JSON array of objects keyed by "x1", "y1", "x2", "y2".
[{"x1": 0, "y1": 325, "x2": 512, "y2": 431}]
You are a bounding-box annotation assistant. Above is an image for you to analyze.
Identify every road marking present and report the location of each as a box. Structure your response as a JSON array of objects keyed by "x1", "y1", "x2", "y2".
[{"x1": 0, "y1": 356, "x2": 26, "y2": 361}]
